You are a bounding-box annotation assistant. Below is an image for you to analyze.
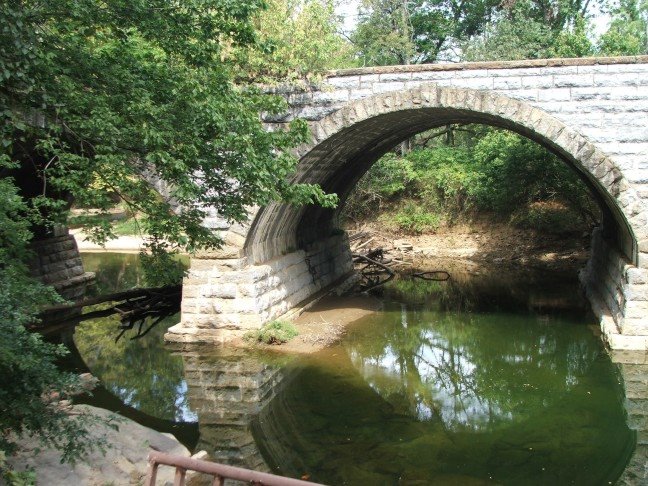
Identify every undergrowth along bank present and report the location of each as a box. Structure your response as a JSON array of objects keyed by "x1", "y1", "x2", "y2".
[{"x1": 343, "y1": 126, "x2": 600, "y2": 236}]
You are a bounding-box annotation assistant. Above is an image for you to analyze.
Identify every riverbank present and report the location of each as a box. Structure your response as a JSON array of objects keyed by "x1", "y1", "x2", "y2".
[
  {"x1": 348, "y1": 221, "x2": 589, "y2": 274},
  {"x1": 72, "y1": 229, "x2": 145, "y2": 253},
  {"x1": 6, "y1": 405, "x2": 192, "y2": 485}
]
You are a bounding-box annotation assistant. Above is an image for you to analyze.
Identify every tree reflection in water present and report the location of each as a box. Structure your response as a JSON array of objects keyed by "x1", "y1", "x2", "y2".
[
  {"x1": 346, "y1": 309, "x2": 602, "y2": 432},
  {"x1": 75, "y1": 314, "x2": 196, "y2": 423},
  {"x1": 253, "y1": 272, "x2": 635, "y2": 485}
]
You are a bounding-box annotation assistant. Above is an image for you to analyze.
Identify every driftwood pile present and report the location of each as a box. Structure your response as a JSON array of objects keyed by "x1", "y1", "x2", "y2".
[
  {"x1": 350, "y1": 231, "x2": 407, "y2": 292},
  {"x1": 349, "y1": 231, "x2": 450, "y2": 292}
]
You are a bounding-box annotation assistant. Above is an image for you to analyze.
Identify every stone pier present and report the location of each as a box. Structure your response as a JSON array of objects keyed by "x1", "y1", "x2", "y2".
[
  {"x1": 166, "y1": 232, "x2": 353, "y2": 343},
  {"x1": 29, "y1": 226, "x2": 94, "y2": 302}
]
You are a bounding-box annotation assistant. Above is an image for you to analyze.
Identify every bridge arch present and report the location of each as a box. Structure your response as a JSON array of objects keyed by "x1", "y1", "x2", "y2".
[
  {"x1": 169, "y1": 65, "x2": 648, "y2": 351},
  {"x1": 245, "y1": 85, "x2": 641, "y2": 266}
]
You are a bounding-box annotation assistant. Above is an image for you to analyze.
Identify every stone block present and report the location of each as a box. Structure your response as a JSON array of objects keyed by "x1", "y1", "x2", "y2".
[
  {"x1": 359, "y1": 73, "x2": 380, "y2": 84},
  {"x1": 594, "y1": 73, "x2": 648, "y2": 87},
  {"x1": 326, "y1": 76, "x2": 360, "y2": 89},
  {"x1": 493, "y1": 76, "x2": 523, "y2": 90},
  {"x1": 622, "y1": 317, "x2": 648, "y2": 336},
  {"x1": 194, "y1": 245, "x2": 243, "y2": 259},
  {"x1": 553, "y1": 74, "x2": 594, "y2": 87},
  {"x1": 538, "y1": 87, "x2": 571, "y2": 102},
  {"x1": 312, "y1": 90, "x2": 349, "y2": 105},
  {"x1": 348, "y1": 88, "x2": 374, "y2": 101},
  {"x1": 202, "y1": 284, "x2": 238, "y2": 299},
  {"x1": 627, "y1": 267, "x2": 648, "y2": 285},
  {"x1": 183, "y1": 276, "x2": 209, "y2": 287},
  {"x1": 640, "y1": 252, "x2": 648, "y2": 270},
  {"x1": 506, "y1": 89, "x2": 539, "y2": 102},
  {"x1": 380, "y1": 72, "x2": 412, "y2": 82},
  {"x1": 453, "y1": 77, "x2": 493, "y2": 90},
  {"x1": 410, "y1": 70, "x2": 456, "y2": 81},
  {"x1": 373, "y1": 82, "x2": 406, "y2": 94}
]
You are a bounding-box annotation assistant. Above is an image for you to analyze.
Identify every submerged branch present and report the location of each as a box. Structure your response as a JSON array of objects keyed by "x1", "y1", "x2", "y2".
[{"x1": 37, "y1": 285, "x2": 182, "y2": 341}]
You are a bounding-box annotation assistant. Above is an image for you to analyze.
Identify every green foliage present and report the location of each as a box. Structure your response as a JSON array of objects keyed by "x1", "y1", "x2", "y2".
[
  {"x1": 0, "y1": 0, "x2": 340, "y2": 469},
  {"x1": 389, "y1": 203, "x2": 441, "y2": 235},
  {"x1": 237, "y1": 0, "x2": 355, "y2": 82},
  {"x1": 0, "y1": 177, "x2": 108, "y2": 464},
  {"x1": 1, "y1": 0, "x2": 337, "y2": 255},
  {"x1": 344, "y1": 127, "x2": 598, "y2": 234},
  {"x1": 353, "y1": 0, "x2": 500, "y2": 65},
  {"x1": 245, "y1": 320, "x2": 299, "y2": 344},
  {"x1": 598, "y1": 0, "x2": 648, "y2": 55},
  {"x1": 353, "y1": 0, "x2": 416, "y2": 65},
  {"x1": 75, "y1": 314, "x2": 191, "y2": 422},
  {"x1": 463, "y1": 0, "x2": 594, "y2": 61},
  {"x1": 352, "y1": 0, "x2": 599, "y2": 65},
  {"x1": 510, "y1": 202, "x2": 586, "y2": 235},
  {"x1": 0, "y1": 452, "x2": 36, "y2": 486}
]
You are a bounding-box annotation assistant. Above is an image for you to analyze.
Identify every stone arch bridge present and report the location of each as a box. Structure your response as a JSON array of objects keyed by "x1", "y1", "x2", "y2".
[{"x1": 166, "y1": 56, "x2": 648, "y2": 351}]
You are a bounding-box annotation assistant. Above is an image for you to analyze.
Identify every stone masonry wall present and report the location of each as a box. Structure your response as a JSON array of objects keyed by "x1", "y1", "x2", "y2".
[
  {"x1": 29, "y1": 226, "x2": 94, "y2": 301},
  {"x1": 172, "y1": 57, "x2": 648, "y2": 349},
  {"x1": 275, "y1": 58, "x2": 648, "y2": 199},
  {"x1": 581, "y1": 228, "x2": 648, "y2": 350},
  {"x1": 613, "y1": 351, "x2": 648, "y2": 485},
  {"x1": 267, "y1": 56, "x2": 648, "y2": 263},
  {"x1": 166, "y1": 234, "x2": 353, "y2": 343}
]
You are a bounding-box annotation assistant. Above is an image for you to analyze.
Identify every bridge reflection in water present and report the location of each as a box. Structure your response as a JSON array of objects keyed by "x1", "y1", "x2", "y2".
[
  {"x1": 69, "y1": 253, "x2": 647, "y2": 484},
  {"x1": 173, "y1": 302, "x2": 647, "y2": 485}
]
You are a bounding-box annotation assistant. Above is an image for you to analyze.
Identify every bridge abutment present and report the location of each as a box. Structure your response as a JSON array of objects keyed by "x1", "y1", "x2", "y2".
[
  {"x1": 166, "y1": 233, "x2": 353, "y2": 343},
  {"x1": 29, "y1": 226, "x2": 94, "y2": 301},
  {"x1": 582, "y1": 228, "x2": 648, "y2": 349}
]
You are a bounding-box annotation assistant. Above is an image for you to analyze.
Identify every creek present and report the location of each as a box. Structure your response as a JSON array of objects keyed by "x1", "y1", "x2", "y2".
[{"x1": 62, "y1": 253, "x2": 645, "y2": 485}]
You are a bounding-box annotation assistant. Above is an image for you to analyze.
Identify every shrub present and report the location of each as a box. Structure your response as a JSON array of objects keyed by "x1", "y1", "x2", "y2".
[
  {"x1": 343, "y1": 126, "x2": 599, "y2": 231},
  {"x1": 391, "y1": 204, "x2": 441, "y2": 235},
  {"x1": 244, "y1": 321, "x2": 298, "y2": 345}
]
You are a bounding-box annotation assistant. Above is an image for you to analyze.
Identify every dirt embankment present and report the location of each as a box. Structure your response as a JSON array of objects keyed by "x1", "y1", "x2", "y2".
[{"x1": 351, "y1": 221, "x2": 590, "y2": 274}]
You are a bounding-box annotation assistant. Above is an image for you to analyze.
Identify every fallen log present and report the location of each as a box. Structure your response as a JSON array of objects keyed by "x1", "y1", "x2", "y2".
[
  {"x1": 351, "y1": 237, "x2": 375, "y2": 252},
  {"x1": 37, "y1": 285, "x2": 182, "y2": 341},
  {"x1": 41, "y1": 285, "x2": 181, "y2": 312}
]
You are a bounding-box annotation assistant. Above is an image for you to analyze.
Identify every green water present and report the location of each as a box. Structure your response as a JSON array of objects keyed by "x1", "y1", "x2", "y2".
[{"x1": 70, "y1": 254, "x2": 638, "y2": 485}]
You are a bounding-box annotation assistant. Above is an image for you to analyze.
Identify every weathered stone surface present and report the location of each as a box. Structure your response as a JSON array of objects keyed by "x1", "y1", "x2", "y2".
[{"x1": 7, "y1": 405, "x2": 190, "y2": 485}]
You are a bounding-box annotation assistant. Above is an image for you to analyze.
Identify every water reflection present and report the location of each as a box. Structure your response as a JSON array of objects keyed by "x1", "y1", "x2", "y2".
[
  {"x1": 613, "y1": 351, "x2": 648, "y2": 485},
  {"x1": 81, "y1": 252, "x2": 144, "y2": 296},
  {"x1": 75, "y1": 315, "x2": 196, "y2": 423},
  {"x1": 68, "y1": 254, "x2": 647, "y2": 485},
  {"x1": 177, "y1": 347, "x2": 293, "y2": 472},
  {"x1": 345, "y1": 310, "x2": 603, "y2": 432},
  {"x1": 251, "y1": 303, "x2": 634, "y2": 484}
]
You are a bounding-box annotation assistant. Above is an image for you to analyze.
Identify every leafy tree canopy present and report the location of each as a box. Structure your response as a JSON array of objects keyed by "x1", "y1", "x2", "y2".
[
  {"x1": 352, "y1": 0, "x2": 603, "y2": 64},
  {"x1": 2, "y1": 0, "x2": 337, "y2": 255},
  {"x1": 236, "y1": 0, "x2": 355, "y2": 82},
  {"x1": 598, "y1": 0, "x2": 648, "y2": 55},
  {"x1": 0, "y1": 0, "x2": 340, "y2": 469},
  {"x1": 463, "y1": 1, "x2": 595, "y2": 61},
  {"x1": 353, "y1": 0, "x2": 502, "y2": 65}
]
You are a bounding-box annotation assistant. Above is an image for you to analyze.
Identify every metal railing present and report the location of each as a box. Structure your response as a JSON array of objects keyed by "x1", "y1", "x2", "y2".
[{"x1": 146, "y1": 451, "x2": 327, "y2": 486}]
